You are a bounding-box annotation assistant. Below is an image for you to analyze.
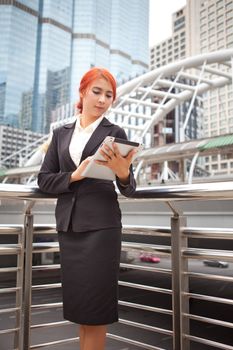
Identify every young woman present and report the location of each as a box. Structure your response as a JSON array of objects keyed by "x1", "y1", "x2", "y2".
[{"x1": 38, "y1": 67, "x2": 136, "y2": 350}]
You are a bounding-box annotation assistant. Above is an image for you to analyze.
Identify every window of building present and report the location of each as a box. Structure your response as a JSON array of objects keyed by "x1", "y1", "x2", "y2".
[
  {"x1": 221, "y1": 163, "x2": 228, "y2": 169},
  {"x1": 226, "y1": 2, "x2": 233, "y2": 10},
  {"x1": 209, "y1": 43, "x2": 216, "y2": 50},
  {"x1": 226, "y1": 10, "x2": 233, "y2": 19},
  {"x1": 217, "y1": 23, "x2": 224, "y2": 30},
  {"x1": 216, "y1": 0, "x2": 223, "y2": 8},
  {"x1": 221, "y1": 154, "x2": 228, "y2": 160},
  {"x1": 200, "y1": 9, "x2": 207, "y2": 17},
  {"x1": 200, "y1": 17, "x2": 207, "y2": 25},
  {"x1": 211, "y1": 122, "x2": 217, "y2": 128},
  {"x1": 217, "y1": 30, "x2": 224, "y2": 39},
  {"x1": 212, "y1": 156, "x2": 218, "y2": 161},
  {"x1": 209, "y1": 27, "x2": 215, "y2": 36},
  {"x1": 227, "y1": 26, "x2": 233, "y2": 35},
  {"x1": 212, "y1": 164, "x2": 218, "y2": 170}
]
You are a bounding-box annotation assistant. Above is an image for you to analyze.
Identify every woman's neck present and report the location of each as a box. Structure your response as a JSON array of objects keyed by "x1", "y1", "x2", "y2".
[{"x1": 79, "y1": 114, "x2": 97, "y2": 128}]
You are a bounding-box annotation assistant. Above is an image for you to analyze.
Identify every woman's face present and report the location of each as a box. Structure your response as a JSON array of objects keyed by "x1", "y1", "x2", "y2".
[{"x1": 81, "y1": 77, "x2": 114, "y2": 119}]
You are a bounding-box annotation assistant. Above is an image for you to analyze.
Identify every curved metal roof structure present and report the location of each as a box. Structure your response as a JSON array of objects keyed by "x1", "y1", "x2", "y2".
[{"x1": 1, "y1": 49, "x2": 233, "y2": 184}]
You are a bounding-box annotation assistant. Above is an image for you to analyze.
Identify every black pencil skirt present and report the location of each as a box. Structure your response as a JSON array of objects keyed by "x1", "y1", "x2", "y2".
[{"x1": 57, "y1": 227, "x2": 122, "y2": 325}]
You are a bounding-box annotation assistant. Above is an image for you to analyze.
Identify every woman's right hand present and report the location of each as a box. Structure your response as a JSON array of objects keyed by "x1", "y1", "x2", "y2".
[{"x1": 70, "y1": 156, "x2": 92, "y2": 183}]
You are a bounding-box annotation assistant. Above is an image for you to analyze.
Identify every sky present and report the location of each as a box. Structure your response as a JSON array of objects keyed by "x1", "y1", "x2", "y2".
[{"x1": 149, "y1": 0, "x2": 187, "y2": 47}]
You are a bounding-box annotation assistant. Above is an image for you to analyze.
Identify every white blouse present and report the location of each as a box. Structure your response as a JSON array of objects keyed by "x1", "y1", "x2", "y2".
[{"x1": 69, "y1": 115, "x2": 104, "y2": 167}]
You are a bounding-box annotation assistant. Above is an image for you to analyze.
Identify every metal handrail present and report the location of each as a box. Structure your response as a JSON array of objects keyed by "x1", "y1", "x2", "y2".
[
  {"x1": 1, "y1": 183, "x2": 233, "y2": 350},
  {"x1": 1, "y1": 180, "x2": 233, "y2": 200}
]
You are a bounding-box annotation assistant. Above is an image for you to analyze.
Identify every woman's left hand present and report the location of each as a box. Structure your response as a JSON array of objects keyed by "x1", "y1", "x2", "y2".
[{"x1": 95, "y1": 143, "x2": 136, "y2": 184}]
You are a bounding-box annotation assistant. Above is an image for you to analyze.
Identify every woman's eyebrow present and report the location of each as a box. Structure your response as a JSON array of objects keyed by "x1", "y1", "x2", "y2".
[{"x1": 92, "y1": 86, "x2": 113, "y2": 94}]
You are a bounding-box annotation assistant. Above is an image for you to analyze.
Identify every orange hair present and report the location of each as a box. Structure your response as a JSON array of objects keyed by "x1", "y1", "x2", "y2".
[{"x1": 77, "y1": 67, "x2": 117, "y2": 112}]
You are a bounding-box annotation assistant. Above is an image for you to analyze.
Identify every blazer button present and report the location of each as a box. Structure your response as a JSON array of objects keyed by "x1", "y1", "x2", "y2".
[{"x1": 72, "y1": 197, "x2": 75, "y2": 203}]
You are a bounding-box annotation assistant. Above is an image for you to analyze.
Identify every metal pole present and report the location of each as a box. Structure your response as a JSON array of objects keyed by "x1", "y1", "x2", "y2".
[
  {"x1": 171, "y1": 214, "x2": 188, "y2": 350},
  {"x1": 23, "y1": 203, "x2": 34, "y2": 350},
  {"x1": 14, "y1": 226, "x2": 25, "y2": 350}
]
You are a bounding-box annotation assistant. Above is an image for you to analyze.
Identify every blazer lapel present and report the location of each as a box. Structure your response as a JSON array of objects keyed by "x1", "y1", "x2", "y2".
[
  {"x1": 62, "y1": 121, "x2": 77, "y2": 170},
  {"x1": 80, "y1": 117, "x2": 114, "y2": 163}
]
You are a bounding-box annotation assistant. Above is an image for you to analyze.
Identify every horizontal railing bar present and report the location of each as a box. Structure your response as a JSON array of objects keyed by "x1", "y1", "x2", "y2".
[
  {"x1": 31, "y1": 302, "x2": 62, "y2": 310},
  {"x1": 32, "y1": 264, "x2": 60, "y2": 271},
  {"x1": 32, "y1": 283, "x2": 61, "y2": 291},
  {"x1": 31, "y1": 241, "x2": 172, "y2": 255},
  {"x1": 185, "y1": 313, "x2": 233, "y2": 329},
  {"x1": 0, "y1": 267, "x2": 20, "y2": 273},
  {"x1": 0, "y1": 328, "x2": 19, "y2": 335},
  {"x1": 1, "y1": 181, "x2": 233, "y2": 201},
  {"x1": 30, "y1": 337, "x2": 79, "y2": 349},
  {"x1": 31, "y1": 300, "x2": 172, "y2": 316},
  {"x1": 0, "y1": 307, "x2": 20, "y2": 315},
  {"x1": 119, "y1": 318, "x2": 173, "y2": 336},
  {"x1": 0, "y1": 244, "x2": 22, "y2": 254},
  {"x1": 33, "y1": 225, "x2": 56, "y2": 234},
  {"x1": 120, "y1": 262, "x2": 172, "y2": 275},
  {"x1": 185, "y1": 292, "x2": 233, "y2": 305},
  {"x1": 186, "y1": 334, "x2": 233, "y2": 350},
  {"x1": 183, "y1": 227, "x2": 233, "y2": 239},
  {"x1": 122, "y1": 242, "x2": 171, "y2": 254},
  {"x1": 119, "y1": 300, "x2": 172, "y2": 315},
  {"x1": 0, "y1": 225, "x2": 23, "y2": 234},
  {"x1": 0, "y1": 287, "x2": 20, "y2": 294},
  {"x1": 185, "y1": 271, "x2": 233, "y2": 283},
  {"x1": 32, "y1": 242, "x2": 59, "y2": 254},
  {"x1": 107, "y1": 332, "x2": 164, "y2": 350},
  {"x1": 31, "y1": 280, "x2": 171, "y2": 295},
  {"x1": 183, "y1": 248, "x2": 233, "y2": 261},
  {"x1": 31, "y1": 320, "x2": 70, "y2": 330},
  {"x1": 123, "y1": 225, "x2": 171, "y2": 236},
  {"x1": 118, "y1": 280, "x2": 172, "y2": 294}
]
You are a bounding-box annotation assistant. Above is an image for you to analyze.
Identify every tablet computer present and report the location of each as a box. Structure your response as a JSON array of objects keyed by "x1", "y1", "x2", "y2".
[{"x1": 81, "y1": 136, "x2": 143, "y2": 181}]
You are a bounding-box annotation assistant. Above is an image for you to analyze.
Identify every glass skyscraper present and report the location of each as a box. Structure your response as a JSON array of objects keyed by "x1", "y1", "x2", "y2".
[{"x1": 0, "y1": 0, "x2": 149, "y2": 134}]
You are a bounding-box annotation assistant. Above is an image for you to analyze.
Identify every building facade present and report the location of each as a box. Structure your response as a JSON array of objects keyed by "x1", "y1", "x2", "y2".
[
  {"x1": 0, "y1": 125, "x2": 44, "y2": 169},
  {"x1": 150, "y1": 0, "x2": 233, "y2": 176},
  {"x1": 0, "y1": 0, "x2": 149, "y2": 134}
]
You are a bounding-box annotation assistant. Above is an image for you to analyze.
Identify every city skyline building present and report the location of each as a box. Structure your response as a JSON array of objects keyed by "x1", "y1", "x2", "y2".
[
  {"x1": 0, "y1": 0, "x2": 149, "y2": 134},
  {"x1": 150, "y1": 0, "x2": 233, "y2": 176},
  {"x1": 0, "y1": 124, "x2": 44, "y2": 169}
]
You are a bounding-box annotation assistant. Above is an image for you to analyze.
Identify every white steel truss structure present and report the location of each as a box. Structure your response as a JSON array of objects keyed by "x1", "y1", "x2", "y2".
[{"x1": 1, "y1": 49, "x2": 233, "y2": 184}]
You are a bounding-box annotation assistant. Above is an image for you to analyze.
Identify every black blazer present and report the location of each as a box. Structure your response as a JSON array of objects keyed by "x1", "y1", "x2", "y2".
[{"x1": 37, "y1": 117, "x2": 136, "y2": 232}]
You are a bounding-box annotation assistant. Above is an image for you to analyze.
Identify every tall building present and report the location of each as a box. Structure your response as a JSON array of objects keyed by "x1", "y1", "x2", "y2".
[
  {"x1": 150, "y1": 0, "x2": 233, "y2": 176},
  {"x1": 0, "y1": 0, "x2": 149, "y2": 134},
  {"x1": 0, "y1": 125, "x2": 44, "y2": 169}
]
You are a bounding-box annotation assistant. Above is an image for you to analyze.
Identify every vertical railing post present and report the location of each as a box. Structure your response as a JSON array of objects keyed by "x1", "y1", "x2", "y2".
[
  {"x1": 14, "y1": 226, "x2": 25, "y2": 350},
  {"x1": 23, "y1": 203, "x2": 34, "y2": 350},
  {"x1": 170, "y1": 211, "x2": 189, "y2": 350}
]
